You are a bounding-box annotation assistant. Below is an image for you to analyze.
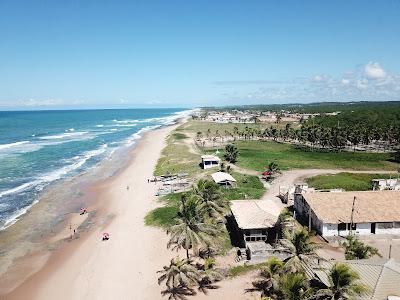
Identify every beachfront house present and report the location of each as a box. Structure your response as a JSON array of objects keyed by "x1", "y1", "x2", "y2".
[
  {"x1": 211, "y1": 171, "x2": 236, "y2": 188},
  {"x1": 294, "y1": 190, "x2": 400, "y2": 237},
  {"x1": 230, "y1": 200, "x2": 278, "y2": 245},
  {"x1": 201, "y1": 155, "x2": 220, "y2": 169}
]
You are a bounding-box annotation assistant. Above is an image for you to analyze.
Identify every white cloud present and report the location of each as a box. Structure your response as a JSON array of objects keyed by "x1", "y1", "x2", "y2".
[
  {"x1": 218, "y1": 62, "x2": 400, "y2": 103},
  {"x1": 341, "y1": 79, "x2": 350, "y2": 85},
  {"x1": 19, "y1": 99, "x2": 63, "y2": 107},
  {"x1": 364, "y1": 62, "x2": 387, "y2": 79},
  {"x1": 119, "y1": 98, "x2": 128, "y2": 104}
]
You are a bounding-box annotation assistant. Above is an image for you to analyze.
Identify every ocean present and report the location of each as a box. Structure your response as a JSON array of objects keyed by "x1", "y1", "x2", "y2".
[{"x1": 0, "y1": 108, "x2": 190, "y2": 230}]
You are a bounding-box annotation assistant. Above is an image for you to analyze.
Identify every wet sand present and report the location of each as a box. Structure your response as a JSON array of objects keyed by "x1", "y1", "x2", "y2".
[{"x1": 2, "y1": 123, "x2": 180, "y2": 299}]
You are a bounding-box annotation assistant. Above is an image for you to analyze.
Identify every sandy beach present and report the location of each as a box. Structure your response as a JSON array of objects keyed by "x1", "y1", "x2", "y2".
[{"x1": 3, "y1": 123, "x2": 181, "y2": 300}]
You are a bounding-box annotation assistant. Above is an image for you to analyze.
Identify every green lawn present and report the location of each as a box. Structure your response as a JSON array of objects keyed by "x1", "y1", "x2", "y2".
[
  {"x1": 233, "y1": 140, "x2": 398, "y2": 171},
  {"x1": 221, "y1": 172, "x2": 265, "y2": 200},
  {"x1": 306, "y1": 172, "x2": 397, "y2": 191}
]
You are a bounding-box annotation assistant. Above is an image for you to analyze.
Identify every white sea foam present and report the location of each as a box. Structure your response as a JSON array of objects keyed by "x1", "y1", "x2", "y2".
[
  {"x1": 0, "y1": 141, "x2": 30, "y2": 150},
  {"x1": 65, "y1": 128, "x2": 75, "y2": 132},
  {"x1": 0, "y1": 181, "x2": 39, "y2": 198},
  {"x1": 0, "y1": 144, "x2": 109, "y2": 230},
  {"x1": 39, "y1": 131, "x2": 89, "y2": 140},
  {"x1": 0, "y1": 199, "x2": 40, "y2": 230}
]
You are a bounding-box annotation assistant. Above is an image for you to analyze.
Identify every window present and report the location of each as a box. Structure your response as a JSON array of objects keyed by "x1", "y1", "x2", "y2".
[
  {"x1": 378, "y1": 222, "x2": 393, "y2": 229},
  {"x1": 338, "y1": 223, "x2": 346, "y2": 231},
  {"x1": 347, "y1": 223, "x2": 357, "y2": 230},
  {"x1": 394, "y1": 222, "x2": 400, "y2": 228}
]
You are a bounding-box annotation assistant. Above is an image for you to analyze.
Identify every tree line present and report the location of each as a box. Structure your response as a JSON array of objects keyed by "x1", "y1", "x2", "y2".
[{"x1": 196, "y1": 112, "x2": 400, "y2": 153}]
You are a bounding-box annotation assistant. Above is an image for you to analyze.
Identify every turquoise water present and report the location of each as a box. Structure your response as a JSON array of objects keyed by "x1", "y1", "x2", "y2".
[{"x1": 0, "y1": 108, "x2": 189, "y2": 229}]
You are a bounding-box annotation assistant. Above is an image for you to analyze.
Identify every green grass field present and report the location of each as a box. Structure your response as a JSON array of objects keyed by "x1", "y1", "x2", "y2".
[
  {"x1": 233, "y1": 140, "x2": 398, "y2": 171},
  {"x1": 306, "y1": 172, "x2": 397, "y2": 191},
  {"x1": 154, "y1": 128, "x2": 200, "y2": 176},
  {"x1": 221, "y1": 172, "x2": 265, "y2": 200}
]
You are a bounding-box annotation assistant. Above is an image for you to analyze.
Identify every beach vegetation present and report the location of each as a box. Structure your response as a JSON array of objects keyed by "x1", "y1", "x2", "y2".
[
  {"x1": 192, "y1": 179, "x2": 229, "y2": 223},
  {"x1": 166, "y1": 194, "x2": 222, "y2": 259},
  {"x1": 223, "y1": 143, "x2": 239, "y2": 163},
  {"x1": 280, "y1": 228, "x2": 320, "y2": 273},
  {"x1": 155, "y1": 130, "x2": 200, "y2": 176},
  {"x1": 315, "y1": 263, "x2": 368, "y2": 300},
  {"x1": 342, "y1": 235, "x2": 381, "y2": 260},
  {"x1": 246, "y1": 257, "x2": 284, "y2": 297},
  {"x1": 306, "y1": 172, "x2": 396, "y2": 191}
]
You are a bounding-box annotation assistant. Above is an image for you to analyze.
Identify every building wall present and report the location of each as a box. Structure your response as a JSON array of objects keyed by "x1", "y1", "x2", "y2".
[
  {"x1": 202, "y1": 159, "x2": 219, "y2": 169},
  {"x1": 295, "y1": 193, "x2": 400, "y2": 237},
  {"x1": 322, "y1": 222, "x2": 400, "y2": 237}
]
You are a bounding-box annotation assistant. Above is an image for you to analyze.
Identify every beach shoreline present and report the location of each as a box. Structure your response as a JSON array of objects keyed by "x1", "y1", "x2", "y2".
[{"x1": 1, "y1": 120, "x2": 184, "y2": 299}]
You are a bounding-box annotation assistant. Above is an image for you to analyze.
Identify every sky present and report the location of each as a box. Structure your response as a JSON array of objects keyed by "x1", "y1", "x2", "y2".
[{"x1": 0, "y1": 0, "x2": 400, "y2": 110}]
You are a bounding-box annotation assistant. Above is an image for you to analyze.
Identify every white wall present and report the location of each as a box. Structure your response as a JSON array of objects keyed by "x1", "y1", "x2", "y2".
[{"x1": 322, "y1": 222, "x2": 400, "y2": 237}]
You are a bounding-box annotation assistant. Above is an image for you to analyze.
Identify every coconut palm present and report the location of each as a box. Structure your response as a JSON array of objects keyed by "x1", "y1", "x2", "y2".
[
  {"x1": 158, "y1": 257, "x2": 200, "y2": 288},
  {"x1": 167, "y1": 195, "x2": 220, "y2": 258},
  {"x1": 342, "y1": 235, "x2": 381, "y2": 260},
  {"x1": 281, "y1": 228, "x2": 320, "y2": 272},
  {"x1": 279, "y1": 272, "x2": 311, "y2": 300},
  {"x1": 192, "y1": 179, "x2": 229, "y2": 222},
  {"x1": 197, "y1": 257, "x2": 223, "y2": 295},
  {"x1": 248, "y1": 257, "x2": 284, "y2": 297},
  {"x1": 268, "y1": 161, "x2": 281, "y2": 175},
  {"x1": 160, "y1": 285, "x2": 196, "y2": 300},
  {"x1": 315, "y1": 263, "x2": 368, "y2": 299},
  {"x1": 224, "y1": 144, "x2": 239, "y2": 163}
]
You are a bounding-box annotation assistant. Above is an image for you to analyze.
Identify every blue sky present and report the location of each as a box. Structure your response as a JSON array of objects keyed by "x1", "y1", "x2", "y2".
[{"x1": 0, "y1": 0, "x2": 400, "y2": 109}]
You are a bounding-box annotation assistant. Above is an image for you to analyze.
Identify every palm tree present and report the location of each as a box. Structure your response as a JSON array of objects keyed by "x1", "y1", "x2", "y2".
[
  {"x1": 167, "y1": 195, "x2": 220, "y2": 258},
  {"x1": 315, "y1": 263, "x2": 368, "y2": 299},
  {"x1": 268, "y1": 161, "x2": 281, "y2": 175},
  {"x1": 248, "y1": 257, "x2": 284, "y2": 297},
  {"x1": 280, "y1": 228, "x2": 320, "y2": 272},
  {"x1": 192, "y1": 179, "x2": 229, "y2": 222},
  {"x1": 224, "y1": 144, "x2": 239, "y2": 163},
  {"x1": 158, "y1": 257, "x2": 200, "y2": 289},
  {"x1": 342, "y1": 235, "x2": 381, "y2": 260},
  {"x1": 197, "y1": 257, "x2": 223, "y2": 295},
  {"x1": 279, "y1": 272, "x2": 311, "y2": 300}
]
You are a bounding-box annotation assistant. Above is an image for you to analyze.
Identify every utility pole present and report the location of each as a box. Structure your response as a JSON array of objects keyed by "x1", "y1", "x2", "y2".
[{"x1": 350, "y1": 196, "x2": 356, "y2": 235}]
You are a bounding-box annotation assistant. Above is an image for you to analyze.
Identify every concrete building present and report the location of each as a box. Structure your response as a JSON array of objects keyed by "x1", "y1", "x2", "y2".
[
  {"x1": 201, "y1": 155, "x2": 220, "y2": 169},
  {"x1": 230, "y1": 200, "x2": 279, "y2": 245},
  {"x1": 294, "y1": 190, "x2": 400, "y2": 237},
  {"x1": 372, "y1": 178, "x2": 400, "y2": 191},
  {"x1": 211, "y1": 171, "x2": 237, "y2": 188}
]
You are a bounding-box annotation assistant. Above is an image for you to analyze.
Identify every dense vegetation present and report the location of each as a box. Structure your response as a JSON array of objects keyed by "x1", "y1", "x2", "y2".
[{"x1": 208, "y1": 100, "x2": 400, "y2": 114}]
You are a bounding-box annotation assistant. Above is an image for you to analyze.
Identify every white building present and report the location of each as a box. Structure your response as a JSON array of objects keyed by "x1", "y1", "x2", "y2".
[
  {"x1": 211, "y1": 171, "x2": 237, "y2": 188},
  {"x1": 294, "y1": 190, "x2": 400, "y2": 237},
  {"x1": 372, "y1": 178, "x2": 400, "y2": 191},
  {"x1": 201, "y1": 155, "x2": 220, "y2": 169}
]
